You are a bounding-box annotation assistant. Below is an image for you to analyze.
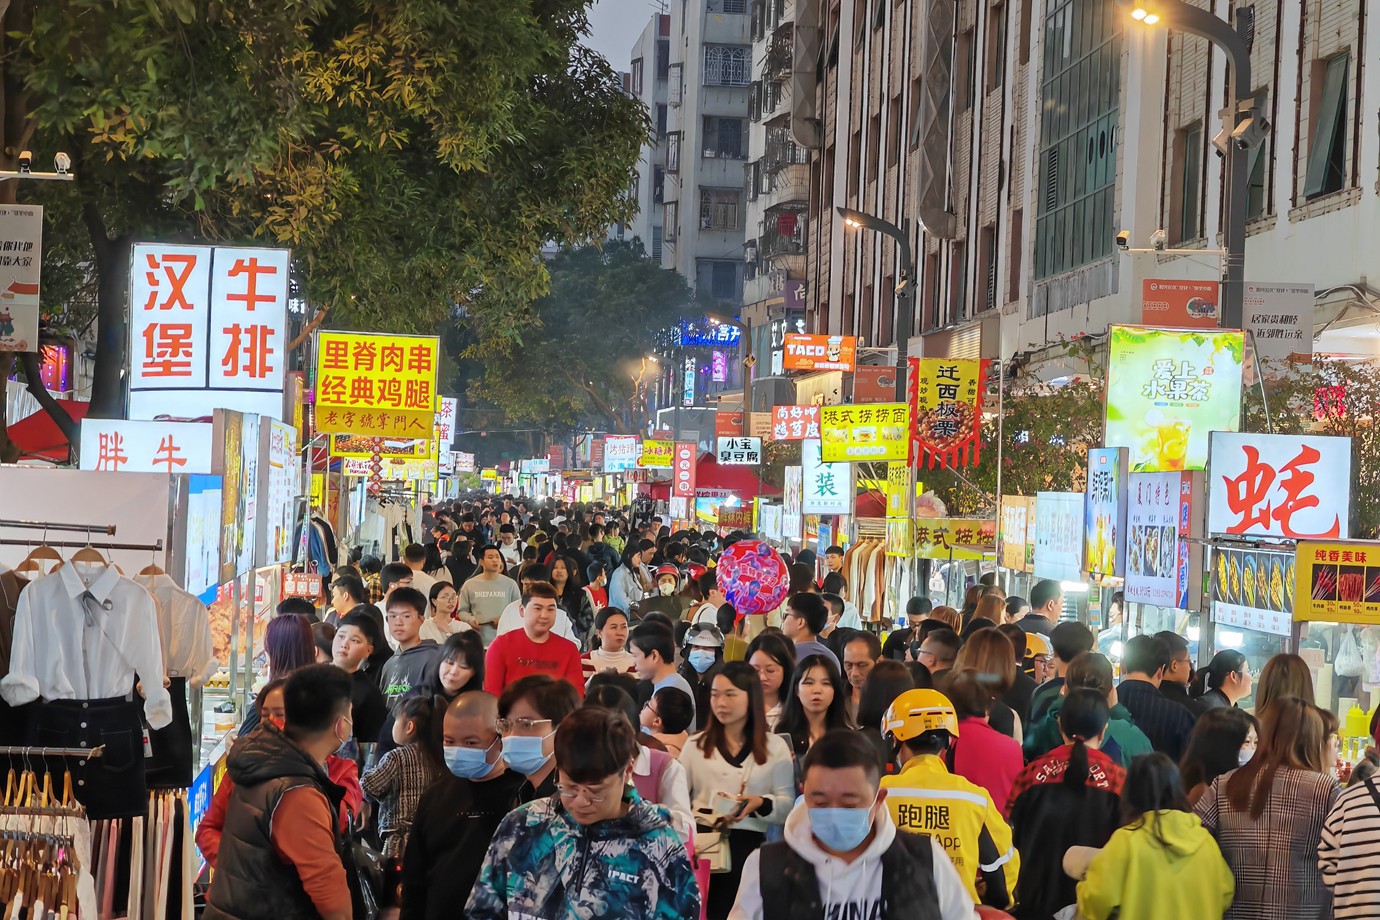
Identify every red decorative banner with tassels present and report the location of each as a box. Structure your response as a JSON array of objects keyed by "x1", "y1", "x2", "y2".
[{"x1": 908, "y1": 356, "x2": 989, "y2": 468}]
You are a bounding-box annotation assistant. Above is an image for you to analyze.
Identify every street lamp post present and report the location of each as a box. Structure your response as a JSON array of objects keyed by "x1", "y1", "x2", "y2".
[
  {"x1": 1120, "y1": 0, "x2": 1266, "y2": 330},
  {"x1": 836, "y1": 207, "x2": 913, "y2": 402}
]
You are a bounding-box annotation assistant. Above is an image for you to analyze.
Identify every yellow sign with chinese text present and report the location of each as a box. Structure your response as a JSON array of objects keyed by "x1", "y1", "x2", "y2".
[
  {"x1": 914, "y1": 519, "x2": 997, "y2": 560},
  {"x1": 819, "y1": 403, "x2": 910, "y2": 462},
  {"x1": 640, "y1": 440, "x2": 674, "y2": 468},
  {"x1": 1294, "y1": 541, "x2": 1380, "y2": 625},
  {"x1": 886, "y1": 462, "x2": 909, "y2": 517},
  {"x1": 314, "y1": 331, "x2": 439, "y2": 437}
]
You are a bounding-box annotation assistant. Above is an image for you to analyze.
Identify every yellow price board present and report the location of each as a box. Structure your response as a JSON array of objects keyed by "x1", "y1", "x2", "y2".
[
  {"x1": 1294, "y1": 541, "x2": 1380, "y2": 625},
  {"x1": 914, "y1": 519, "x2": 997, "y2": 560},
  {"x1": 314, "y1": 330, "x2": 439, "y2": 437},
  {"x1": 819, "y1": 403, "x2": 910, "y2": 462}
]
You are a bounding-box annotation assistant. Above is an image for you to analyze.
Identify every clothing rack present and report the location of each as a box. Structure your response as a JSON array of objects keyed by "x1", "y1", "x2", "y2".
[
  {"x1": 0, "y1": 518, "x2": 163, "y2": 552},
  {"x1": 0, "y1": 519, "x2": 117, "y2": 536},
  {"x1": 0, "y1": 746, "x2": 106, "y2": 759}
]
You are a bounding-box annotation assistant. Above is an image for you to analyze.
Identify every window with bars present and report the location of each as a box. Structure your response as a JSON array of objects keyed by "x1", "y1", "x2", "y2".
[
  {"x1": 631, "y1": 59, "x2": 644, "y2": 96},
  {"x1": 703, "y1": 117, "x2": 746, "y2": 158},
  {"x1": 667, "y1": 132, "x2": 682, "y2": 173},
  {"x1": 1033, "y1": 0, "x2": 1120, "y2": 282},
  {"x1": 704, "y1": 45, "x2": 751, "y2": 86},
  {"x1": 711, "y1": 0, "x2": 748, "y2": 13},
  {"x1": 653, "y1": 166, "x2": 665, "y2": 203},
  {"x1": 699, "y1": 188, "x2": 743, "y2": 230},
  {"x1": 747, "y1": 161, "x2": 761, "y2": 201},
  {"x1": 652, "y1": 227, "x2": 664, "y2": 262},
  {"x1": 657, "y1": 105, "x2": 668, "y2": 137}
]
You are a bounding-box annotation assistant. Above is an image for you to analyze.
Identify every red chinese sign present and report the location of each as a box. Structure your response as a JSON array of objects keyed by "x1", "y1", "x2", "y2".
[
  {"x1": 907, "y1": 356, "x2": 988, "y2": 468},
  {"x1": 673, "y1": 442, "x2": 697, "y2": 499},
  {"x1": 1207, "y1": 432, "x2": 1351, "y2": 539},
  {"x1": 314, "y1": 331, "x2": 439, "y2": 437},
  {"x1": 716, "y1": 411, "x2": 744, "y2": 438},
  {"x1": 770, "y1": 406, "x2": 821, "y2": 441}
]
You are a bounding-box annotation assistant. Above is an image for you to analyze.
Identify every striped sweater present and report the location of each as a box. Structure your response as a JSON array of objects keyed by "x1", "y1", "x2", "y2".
[{"x1": 1320, "y1": 778, "x2": 1380, "y2": 919}]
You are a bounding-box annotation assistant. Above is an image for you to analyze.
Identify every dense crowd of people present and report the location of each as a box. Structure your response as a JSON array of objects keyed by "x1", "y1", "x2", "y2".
[{"x1": 195, "y1": 495, "x2": 1380, "y2": 920}]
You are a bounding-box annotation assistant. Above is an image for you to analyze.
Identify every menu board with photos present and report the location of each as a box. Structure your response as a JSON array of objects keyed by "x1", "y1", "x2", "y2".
[{"x1": 1210, "y1": 545, "x2": 1294, "y2": 637}]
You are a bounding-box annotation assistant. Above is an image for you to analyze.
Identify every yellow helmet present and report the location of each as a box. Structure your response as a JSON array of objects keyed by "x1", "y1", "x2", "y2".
[
  {"x1": 1025, "y1": 633, "x2": 1052, "y2": 658},
  {"x1": 882, "y1": 688, "x2": 960, "y2": 743}
]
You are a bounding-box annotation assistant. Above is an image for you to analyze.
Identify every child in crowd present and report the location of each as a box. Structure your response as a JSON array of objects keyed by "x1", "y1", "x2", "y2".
[
  {"x1": 379, "y1": 587, "x2": 443, "y2": 707},
  {"x1": 362, "y1": 696, "x2": 445, "y2": 857},
  {"x1": 640, "y1": 685, "x2": 695, "y2": 756}
]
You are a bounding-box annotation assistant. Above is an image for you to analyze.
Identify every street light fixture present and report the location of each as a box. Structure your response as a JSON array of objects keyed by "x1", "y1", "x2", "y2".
[
  {"x1": 836, "y1": 206, "x2": 912, "y2": 403},
  {"x1": 1116, "y1": 0, "x2": 1265, "y2": 331}
]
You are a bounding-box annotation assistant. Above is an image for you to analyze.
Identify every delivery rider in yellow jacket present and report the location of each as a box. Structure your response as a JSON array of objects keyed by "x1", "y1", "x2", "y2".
[{"x1": 878, "y1": 688, "x2": 1020, "y2": 908}]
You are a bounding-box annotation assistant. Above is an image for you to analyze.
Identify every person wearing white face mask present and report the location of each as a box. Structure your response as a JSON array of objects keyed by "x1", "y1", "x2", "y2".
[
  {"x1": 495, "y1": 674, "x2": 582, "y2": 804},
  {"x1": 400, "y1": 691, "x2": 525, "y2": 920},
  {"x1": 729, "y1": 729, "x2": 976, "y2": 920},
  {"x1": 680, "y1": 623, "x2": 726, "y2": 732}
]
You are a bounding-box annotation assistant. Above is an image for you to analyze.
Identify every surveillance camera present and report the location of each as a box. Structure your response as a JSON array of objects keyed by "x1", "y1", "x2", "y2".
[
  {"x1": 54, "y1": 152, "x2": 71, "y2": 174},
  {"x1": 1115, "y1": 230, "x2": 1130, "y2": 250},
  {"x1": 1231, "y1": 114, "x2": 1270, "y2": 151},
  {"x1": 16, "y1": 150, "x2": 31, "y2": 173},
  {"x1": 1150, "y1": 229, "x2": 1168, "y2": 250}
]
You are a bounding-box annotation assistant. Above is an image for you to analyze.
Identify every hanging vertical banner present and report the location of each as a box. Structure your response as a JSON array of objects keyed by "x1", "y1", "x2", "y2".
[
  {"x1": 908, "y1": 356, "x2": 987, "y2": 468},
  {"x1": 673, "y1": 442, "x2": 697, "y2": 498},
  {"x1": 801, "y1": 438, "x2": 852, "y2": 515},
  {"x1": 1125, "y1": 471, "x2": 1202, "y2": 609},
  {"x1": 782, "y1": 466, "x2": 804, "y2": 540},
  {"x1": 1084, "y1": 447, "x2": 1129, "y2": 578},
  {"x1": 0, "y1": 205, "x2": 42, "y2": 353}
]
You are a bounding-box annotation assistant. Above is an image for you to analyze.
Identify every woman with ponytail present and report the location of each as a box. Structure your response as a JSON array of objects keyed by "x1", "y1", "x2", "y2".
[
  {"x1": 1192, "y1": 649, "x2": 1251, "y2": 710},
  {"x1": 1006, "y1": 689, "x2": 1126, "y2": 920}
]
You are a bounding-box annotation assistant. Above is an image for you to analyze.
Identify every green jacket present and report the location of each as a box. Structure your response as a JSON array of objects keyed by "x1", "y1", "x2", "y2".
[
  {"x1": 1023, "y1": 699, "x2": 1154, "y2": 767},
  {"x1": 1076, "y1": 810, "x2": 1234, "y2": 920}
]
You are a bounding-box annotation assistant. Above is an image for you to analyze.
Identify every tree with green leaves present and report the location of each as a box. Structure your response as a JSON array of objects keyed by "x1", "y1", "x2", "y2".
[
  {"x1": 468, "y1": 239, "x2": 706, "y2": 437},
  {"x1": 1, "y1": 0, "x2": 645, "y2": 457}
]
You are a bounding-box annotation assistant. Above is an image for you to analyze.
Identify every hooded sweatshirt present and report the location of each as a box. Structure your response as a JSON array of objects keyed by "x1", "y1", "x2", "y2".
[
  {"x1": 466, "y1": 790, "x2": 698, "y2": 920},
  {"x1": 377, "y1": 640, "x2": 443, "y2": 706},
  {"x1": 1076, "y1": 810, "x2": 1234, "y2": 920},
  {"x1": 728, "y1": 800, "x2": 978, "y2": 920}
]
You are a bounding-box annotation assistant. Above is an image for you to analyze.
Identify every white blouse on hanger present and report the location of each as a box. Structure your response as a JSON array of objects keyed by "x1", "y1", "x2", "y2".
[
  {"x1": 133, "y1": 572, "x2": 219, "y2": 688},
  {"x1": 1, "y1": 561, "x2": 172, "y2": 728}
]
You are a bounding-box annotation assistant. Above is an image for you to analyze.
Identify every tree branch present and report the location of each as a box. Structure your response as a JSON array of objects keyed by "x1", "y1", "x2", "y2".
[
  {"x1": 18, "y1": 349, "x2": 77, "y2": 450},
  {"x1": 561, "y1": 368, "x2": 629, "y2": 434},
  {"x1": 286, "y1": 303, "x2": 330, "y2": 353}
]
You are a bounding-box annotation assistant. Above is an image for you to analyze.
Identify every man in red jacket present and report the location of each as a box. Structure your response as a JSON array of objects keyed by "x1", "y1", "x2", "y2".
[{"x1": 483, "y1": 582, "x2": 583, "y2": 695}]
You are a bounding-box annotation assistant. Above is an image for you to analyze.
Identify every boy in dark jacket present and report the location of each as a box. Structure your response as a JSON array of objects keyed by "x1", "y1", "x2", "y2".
[{"x1": 378, "y1": 587, "x2": 443, "y2": 706}]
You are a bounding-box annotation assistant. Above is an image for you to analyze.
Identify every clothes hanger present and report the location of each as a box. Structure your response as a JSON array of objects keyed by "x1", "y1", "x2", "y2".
[
  {"x1": 17, "y1": 529, "x2": 61, "y2": 574},
  {"x1": 137, "y1": 546, "x2": 165, "y2": 577}
]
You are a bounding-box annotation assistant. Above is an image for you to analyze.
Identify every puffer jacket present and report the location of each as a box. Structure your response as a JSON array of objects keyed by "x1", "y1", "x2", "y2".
[
  {"x1": 465, "y1": 790, "x2": 699, "y2": 920},
  {"x1": 204, "y1": 724, "x2": 347, "y2": 920}
]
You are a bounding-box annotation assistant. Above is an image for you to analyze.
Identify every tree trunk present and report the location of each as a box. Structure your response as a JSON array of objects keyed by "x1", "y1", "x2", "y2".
[
  {"x1": 561, "y1": 369, "x2": 631, "y2": 434},
  {"x1": 19, "y1": 348, "x2": 75, "y2": 441},
  {"x1": 85, "y1": 201, "x2": 131, "y2": 419}
]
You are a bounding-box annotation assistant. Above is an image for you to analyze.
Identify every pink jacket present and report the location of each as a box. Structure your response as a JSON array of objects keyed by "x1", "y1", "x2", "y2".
[{"x1": 949, "y1": 715, "x2": 1024, "y2": 817}]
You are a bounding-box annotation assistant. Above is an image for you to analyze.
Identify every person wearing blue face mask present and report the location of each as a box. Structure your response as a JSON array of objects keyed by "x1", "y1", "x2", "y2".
[
  {"x1": 400, "y1": 691, "x2": 524, "y2": 920},
  {"x1": 729, "y1": 729, "x2": 977, "y2": 920},
  {"x1": 496, "y1": 674, "x2": 583, "y2": 805},
  {"x1": 680, "y1": 623, "x2": 725, "y2": 732}
]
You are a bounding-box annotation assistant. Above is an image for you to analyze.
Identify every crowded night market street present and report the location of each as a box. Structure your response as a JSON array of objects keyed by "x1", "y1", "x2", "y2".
[{"x1": 3, "y1": 1, "x2": 1380, "y2": 919}]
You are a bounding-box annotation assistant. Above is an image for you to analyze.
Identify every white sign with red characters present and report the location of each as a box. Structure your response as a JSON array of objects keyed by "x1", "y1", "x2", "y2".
[
  {"x1": 129, "y1": 243, "x2": 289, "y2": 415},
  {"x1": 79, "y1": 419, "x2": 214, "y2": 474},
  {"x1": 1207, "y1": 432, "x2": 1351, "y2": 540},
  {"x1": 771, "y1": 405, "x2": 821, "y2": 441},
  {"x1": 673, "y1": 442, "x2": 697, "y2": 498}
]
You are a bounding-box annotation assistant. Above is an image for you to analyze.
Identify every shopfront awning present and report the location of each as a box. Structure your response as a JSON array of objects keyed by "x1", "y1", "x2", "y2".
[
  {"x1": 5, "y1": 399, "x2": 89, "y2": 462},
  {"x1": 695, "y1": 453, "x2": 780, "y2": 498}
]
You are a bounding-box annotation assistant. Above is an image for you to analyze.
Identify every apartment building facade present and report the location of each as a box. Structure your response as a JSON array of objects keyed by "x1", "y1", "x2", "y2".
[
  {"x1": 663, "y1": 0, "x2": 754, "y2": 308},
  {"x1": 793, "y1": 0, "x2": 1380, "y2": 370},
  {"x1": 624, "y1": 16, "x2": 672, "y2": 261}
]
